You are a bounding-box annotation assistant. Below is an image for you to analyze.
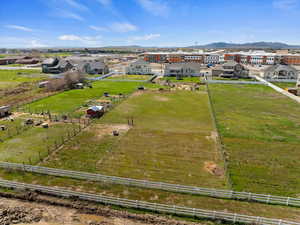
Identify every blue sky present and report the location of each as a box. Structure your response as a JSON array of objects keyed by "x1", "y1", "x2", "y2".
[{"x1": 1, "y1": 0, "x2": 300, "y2": 48}]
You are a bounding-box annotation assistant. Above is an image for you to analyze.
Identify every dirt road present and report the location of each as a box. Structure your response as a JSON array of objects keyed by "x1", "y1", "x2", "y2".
[{"x1": 0, "y1": 197, "x2": 210, "y2": 225}]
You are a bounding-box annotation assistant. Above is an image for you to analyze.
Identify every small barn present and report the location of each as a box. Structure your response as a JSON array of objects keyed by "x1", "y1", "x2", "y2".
[
  {"x1": 86, "y1": 106, "x2": 104, "y2": 118},
  {"x1": 0, "y1": 106, "x2": 11, "y2": 118}
]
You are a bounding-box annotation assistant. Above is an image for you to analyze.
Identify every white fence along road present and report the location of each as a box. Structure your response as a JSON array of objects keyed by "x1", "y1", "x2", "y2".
[
  {"x1": 0, "y1": 179, "x2": 299, "y2": 225},
  {"x1": 1, "y1": 162, "x2": 300, "y2": 208}
]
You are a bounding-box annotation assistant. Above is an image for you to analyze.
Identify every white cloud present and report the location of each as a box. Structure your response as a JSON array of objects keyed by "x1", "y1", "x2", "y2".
[
  {"x1": 5, "y1": 25, "x2": 33, "y2": 32},
  {"x1": 273, "y1": 0, "x2": 298, "y2": 9},
  {"x1": 58, "y1": 34, "x2": 102, "y2": 46},
  {"x1": 28, "y1": 40, "x2": 48, "y2": 48},
  {"x1": 0, "y1": 37, "x2": 48, "y2": 48},
  {"x1": 60, "y1": 10, "x2": 84, "y2": 21},
  {"x1": 110, "y1": 22, "x2": 137, "y2": 32},
  {"x1": 129, "y1": 33, "x2": 160, "y2": 42},
  {"x1": 59, "y1": 34, "x2": 82, "y2": 41},
  {"x1": 63, "y1": 0, "x2": 89, "y2": 11},
  {"x1": 89, "y1": 25, "x2": 108, "y2": 31},
  {"x1": 136, "y1": 0, "x2": 169, "y2": 16},
  {"x1": 97, "y1": 0, "x2": 112, "y2": 6}
]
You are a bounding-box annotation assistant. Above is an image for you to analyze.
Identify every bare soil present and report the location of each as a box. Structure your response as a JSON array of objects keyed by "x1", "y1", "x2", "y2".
[
  {"x1": 204, "y1": 162, "x2": 224, "y2": 177},
  {"x1": 0, "y1": 194, "x2": 209, "y2": 225},
  {"x1": 92, "y1": 124, "x2": 131, "y2": 139}
]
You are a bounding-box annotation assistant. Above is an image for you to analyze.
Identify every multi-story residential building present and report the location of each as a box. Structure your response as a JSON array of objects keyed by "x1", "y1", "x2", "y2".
[
  {"x1": 144, "y1": 50, "x2": 300, "y2": 66},
  {"x1": 212, "y1": 61, "x2": 249, "y2": 78},
  {"x1": 164, "y1": 62, "x2": 202, "y2": 77},
  {"x1": 204, "y1": 54, "x2": 219, "y2": 64},
  {"x1": 125, "y1": 59, "x2": 153, "y2": 75},
  {"x1": 144, "y1": 52, "x2": 207, "y2": 64},
  {"x1": 144, "y1": 53, "x2": 168, "y2": 63}
]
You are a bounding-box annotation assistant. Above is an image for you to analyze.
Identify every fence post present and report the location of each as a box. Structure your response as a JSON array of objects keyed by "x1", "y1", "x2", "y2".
[
  {"x1": 286, "y1": 197, "x2": 290, "y2": 206},
  {"x1": 248, "y1": 192, "x2": 252, "y2": 201},
  {"x1": 267, "y1": 194, "x2": 271, "y2": 204}
]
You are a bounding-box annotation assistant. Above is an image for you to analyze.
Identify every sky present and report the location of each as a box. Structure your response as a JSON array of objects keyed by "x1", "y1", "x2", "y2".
[{"x1": 1, "y1": 0, "x2": 300, "y2": 48}]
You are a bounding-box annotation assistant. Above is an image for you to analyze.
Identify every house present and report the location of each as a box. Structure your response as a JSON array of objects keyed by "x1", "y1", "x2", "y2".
[
  {"x1": 42, "y1": 57, "x2": 109, "y2": 74},
  {"x1": 78, "y1": 61, "x2": 109, "y2": 75},
  {"x1": 125, "y1": 59, "x2": 153, "y2": 75},
  {"x1": 212, "y1": 61, "x2": 249, "y2": 78},
  {"x1": 164, "y1": 63, "x2": 202, "y2": 77},
  {"x1": 42, "y1": 58, "x2": 59, "y2": 73},
  {"x1": 86, "y1": 106, "x2": 104, "y2": 118},
  {"x1": 0, "y1": 106, "x2": 11, "y2": 118},
  {"x1": 42, "y1": 58, "x2": 73, "y2": 74},
  {"x1": 263, "y1": 63, "x2": 298, "y2": 80}
]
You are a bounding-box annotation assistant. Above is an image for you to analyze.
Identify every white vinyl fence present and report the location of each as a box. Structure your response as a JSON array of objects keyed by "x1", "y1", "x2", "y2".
[
  {"x1": 205, "y1": 80, "x2": 265, "y2": 85},
  {"x1": 0, "y1": 179, "x2": 299, "y2": 225},
  {"x1": 1, "y1": 161, "x2": 300, "y2": 208}
]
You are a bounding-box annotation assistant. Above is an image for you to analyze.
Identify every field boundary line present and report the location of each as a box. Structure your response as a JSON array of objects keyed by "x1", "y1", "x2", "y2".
[
  {"x1": 0, "y1": 178, "x2": 299, "y2": 225},
  {"x1": 1, "y1": 161, "x2": 300, "y2": 207},
  {"x1": 254, "y1": 75, "x2": 300, "y2": 103},
  {"x1": 205, "y1": 80, "x2": 233, "y2": 189}
]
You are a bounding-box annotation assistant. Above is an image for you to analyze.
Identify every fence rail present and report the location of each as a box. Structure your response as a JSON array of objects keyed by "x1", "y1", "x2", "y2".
[
  {"x1": 0, "y1": 179, "x2": 298, "y2": 225},
  {"x1": 205, "y1": 80, "x2": 265, "y2": 85},
  {"x1": 1, "y1": 161, "x2": 300, "y2": 208}
]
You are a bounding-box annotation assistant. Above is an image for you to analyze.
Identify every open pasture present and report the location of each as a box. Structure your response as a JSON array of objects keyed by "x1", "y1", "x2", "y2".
[
  {"x1": 26, "y1": 81, "x2": 159, "y2": 115},
  {"x1": 208, "y1": 84, "x2": 300, "y2": 196},
  {"x1": 43, "y1": 89, "x2": 227, "y2": 189}
]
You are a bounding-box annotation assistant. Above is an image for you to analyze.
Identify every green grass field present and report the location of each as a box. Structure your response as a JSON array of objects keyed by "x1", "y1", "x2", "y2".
[
  {"x1": 271, "y1": 82, "x2": 296, "y2": 89},
  {"x1": 26, "y1": 81, "x2": 159, "y2": 114},
  {"x1": 0, "y1": 69, "x2": 46, "y2": 89},
  {"x1": 2, "y1": 169, "x2": 300, "y2": 223},
  {"x1": 209, "y1": 84, "x2": 300, "y2": 196},
  {"x1": 43, "y1": 90, "x2": 226, "y2": 188},
  {"x1": 106, "y1": 75, "x2": 152, "y2": 80},
  {"x1": 161, "y1": 77, "x2": 202, "y2": 83},
  {"x1": 0, "y1": 64, "x2": 25, "y2": 67},
  {"x1": 0, "y1": 121, "x2": 75, "y2": 164}
]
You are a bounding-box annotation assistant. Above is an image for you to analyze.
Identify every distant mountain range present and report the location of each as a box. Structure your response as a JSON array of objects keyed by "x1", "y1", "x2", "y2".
[{"x1": 188, "y1": 42, "x2": 300, "y2": 49}]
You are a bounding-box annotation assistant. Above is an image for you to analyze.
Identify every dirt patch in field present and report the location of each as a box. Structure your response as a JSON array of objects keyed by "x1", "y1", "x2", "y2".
[
  {"x1": 206, "y1": 131, "x2": 218, "y2": 143},
  {"x1": 132, "y1": 90, "x2": 145, "y2": 97},
  {"x1": 154, "y1": 95, "x2": 169, "y2": 102},
  {"x1": 93, "y1": 124, "x2": 131, "y2": 139},
  {"x1": 204, "y1": 161, "x2": 224, "y2": 177}
]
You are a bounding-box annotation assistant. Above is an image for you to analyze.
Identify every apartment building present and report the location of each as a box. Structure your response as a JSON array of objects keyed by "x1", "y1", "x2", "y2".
[{"x1": 143, "y1": 50, "x2": 300, "y2": 66}]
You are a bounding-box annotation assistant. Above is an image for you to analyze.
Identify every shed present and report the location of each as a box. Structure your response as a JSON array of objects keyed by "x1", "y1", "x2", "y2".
[
  {"x1": 86, "y1": 106, "x2": 104, "y2": 118},
  {"x1": 0, "y1": 106, "x2": 11, "y2": 118}
]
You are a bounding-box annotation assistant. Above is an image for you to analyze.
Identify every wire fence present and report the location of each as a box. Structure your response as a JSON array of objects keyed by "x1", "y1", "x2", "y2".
[
  {"x1": 205, "y1": 81, "x2": 232, "y2": 188},
  {"x1": 1, "y1": 161, "x2": 300, "y2": 208},
  {"x1": 0, "y1": 123, "x2": 33, "y2": 143},
  {"x1": 0, "y1": 178, "x2": 298, "y2": 225}
]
